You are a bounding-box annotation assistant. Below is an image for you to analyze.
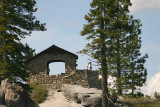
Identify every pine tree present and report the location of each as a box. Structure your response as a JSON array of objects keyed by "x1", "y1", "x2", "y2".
[
  {"x1": 105, "y1": 0, "x2": 148, "y2": 96},
  {"x1": 0, "y1": 0, "x2": 46, "y2": 89},
  {"x1": 105, "y1": 0, "x2": 134, "y2": 95},
  {"x1": 120, "y1": 18, "x2": 148, "y2": 96},
  {"x1": 80, "y1": 0, "x2": 148, "y2": 103},
  {"x1": 79, "y1": 0, "x2": 120, "y2": 106}
]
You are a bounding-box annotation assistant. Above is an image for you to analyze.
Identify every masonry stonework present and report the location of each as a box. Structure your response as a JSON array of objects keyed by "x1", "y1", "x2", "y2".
[
  {"x1": 26, "y1": 45, "x2": 78, "y2": 75},
  {"x1": 28, "y1": 70, "x2": 101, "y2": 90},
  {"x1": 26, "y1": 45, "x2": 101, "y2": 90}
]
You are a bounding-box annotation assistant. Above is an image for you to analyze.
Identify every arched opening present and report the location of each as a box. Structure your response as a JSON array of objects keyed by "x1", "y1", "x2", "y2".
[{"x1": 48, "y1": 62, "x2": 65, "y2": 75}]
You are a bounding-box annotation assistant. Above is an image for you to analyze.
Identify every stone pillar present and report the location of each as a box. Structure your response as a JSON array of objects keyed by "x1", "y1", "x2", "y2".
[{"x1": 65, "y1": 60, "x2": 76, "y2": 74}]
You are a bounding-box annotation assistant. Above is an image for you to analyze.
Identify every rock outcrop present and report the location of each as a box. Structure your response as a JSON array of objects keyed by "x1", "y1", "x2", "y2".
[
  {"x1": 0, "y1": 79, "x2": 36, "y2": 107},
  {"x1": 61, "y1": 84, "x2": 102, "y2": 107}
]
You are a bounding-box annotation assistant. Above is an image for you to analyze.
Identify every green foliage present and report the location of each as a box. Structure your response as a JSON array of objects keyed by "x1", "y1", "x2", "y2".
[
  {"x1": 29, "y1": 83, "x2": 47, "y2": 105},
  {"x1": 0, "y1": 0, "x2": 46, "y2": 89},
  {"x1": 79, "y1": 0, "x2": 124, "y2": 106},
  {"x1": 100, "y1": 0, "x2": 148, "y2": 96},
  {"x1": 79, "y1": 1, "x2": 148, "y2": 106},
  {"x1": 154, "y1": 91, "x2": 160, "y2": 102},
  {"x1": 109, "y1": 88, "x2": 119, "y2": 103}
]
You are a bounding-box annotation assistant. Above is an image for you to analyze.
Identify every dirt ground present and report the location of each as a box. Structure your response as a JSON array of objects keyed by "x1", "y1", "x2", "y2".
[{"x1": 39, "y1": 90, "x2": 83, "y2": 107}]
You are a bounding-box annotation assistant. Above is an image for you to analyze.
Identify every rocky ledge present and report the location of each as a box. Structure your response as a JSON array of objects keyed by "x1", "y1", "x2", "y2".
[{"x1": 61, "y1": 84, "x2": 102, "y2": 107}]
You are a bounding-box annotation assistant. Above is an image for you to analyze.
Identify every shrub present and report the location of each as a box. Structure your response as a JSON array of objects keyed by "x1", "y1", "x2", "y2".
[
  {"x1": 154, "y1": 91, "x2": 160, "y2": 101},
  {"x1": 29, "y1": 83, "x2": 47, "y2": 105}
]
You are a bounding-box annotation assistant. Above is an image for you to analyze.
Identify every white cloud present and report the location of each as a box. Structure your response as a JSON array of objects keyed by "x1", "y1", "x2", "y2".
[
  {"x1": 130, "y1": 0, "x2": 160, "y2": 13},
  {"x1": 66, "y1": 19, "x2": 75, "y2": 27},
  {"x1": 141, "y1": 72, "x2": 160, "y2": 96},
  {"x1": 140, "y1": 64, "x2": 160, "y2": 96}
]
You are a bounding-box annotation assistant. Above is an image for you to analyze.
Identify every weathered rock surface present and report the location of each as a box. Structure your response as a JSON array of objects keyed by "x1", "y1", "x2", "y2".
[
  {"x1": 61, "y1": 84, "x2": 102, "y2": 107},
  {"x1": 0, "y1": 105, "x2": 7, "y2": 107},
  {"x1": 0, "y1": 79, "x2": 36, "y2": 107}
]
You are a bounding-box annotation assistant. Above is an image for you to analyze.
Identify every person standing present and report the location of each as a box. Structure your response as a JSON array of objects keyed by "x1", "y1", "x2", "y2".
[{"x1": 87, "y1": 62, "x2": 92, "y2": 71}]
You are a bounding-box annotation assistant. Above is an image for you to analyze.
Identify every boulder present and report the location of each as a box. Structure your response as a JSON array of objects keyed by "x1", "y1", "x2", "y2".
[
  {"x1": 0, "y1": 79, "x2": 36, "y2": 107},
  {"x1": 0, "y1": 90, "x2": 4, "y2": 104},
  {"x1": 61, "y1": 84, "x2": 102, "y2": 107},
  {"x1": 78, "y1": 93, "x2": 102, "y2": 107},
  {"x1": 0, "y1": 105, "x2": 7, "y2": 107}
]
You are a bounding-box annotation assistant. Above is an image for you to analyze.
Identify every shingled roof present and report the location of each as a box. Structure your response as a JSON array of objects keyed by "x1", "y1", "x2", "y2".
[{"x1": 26, "y1": 45, "x2": 78, "y2": 63}]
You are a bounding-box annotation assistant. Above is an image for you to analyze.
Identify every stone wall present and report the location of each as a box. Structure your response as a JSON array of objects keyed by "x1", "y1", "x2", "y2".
[
  {"x1": 28, "y1": 70, "x2": 101, "y2": 90},
  {"x1": 62, "y1": 70, "x2": 89, "y2": 88},
  {"x1": 62, "y1": 70, "x2": 101, "y2": 89},
  {"x1": 28, "y1": 72, "x2": 64, "y2": 90},
  {"x1": 87, "y1": 70, "x2": 101, "y2": 89}
]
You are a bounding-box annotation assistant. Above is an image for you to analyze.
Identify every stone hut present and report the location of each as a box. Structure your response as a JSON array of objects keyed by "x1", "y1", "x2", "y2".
[
  {"x1": 26, "y1": 45, "x2": 78, "y2": 75},
  {"x1": 26, "y1": 45, "x2": 101, "y2": 90}
]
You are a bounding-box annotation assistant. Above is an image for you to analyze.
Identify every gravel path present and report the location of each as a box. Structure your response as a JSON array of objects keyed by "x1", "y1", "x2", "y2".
[{"x1": 39, "y1": 90, "x2": 83, "y2": 107}]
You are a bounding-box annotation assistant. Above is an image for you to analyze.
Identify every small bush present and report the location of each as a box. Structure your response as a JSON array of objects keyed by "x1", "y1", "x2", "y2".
[
  {"x1": 29, "y1": 83, "x2": 47, "y2": 105},
  {"x1": 154, "y1": 91, "x2": 160, "y2": 101}
]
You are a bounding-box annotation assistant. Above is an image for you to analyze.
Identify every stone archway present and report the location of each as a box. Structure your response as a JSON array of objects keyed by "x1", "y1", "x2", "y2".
[
  {"x1": 27, "y1": 45, "x2": 101, "y2": 90},
  {"x1": 26, "y1": 45, "x2": 78, "y2": 75}
]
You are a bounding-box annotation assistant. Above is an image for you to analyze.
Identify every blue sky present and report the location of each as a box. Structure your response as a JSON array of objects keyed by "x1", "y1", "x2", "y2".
[{"x1": 22, "y1": 0, "x2": 160, "y2": 77}]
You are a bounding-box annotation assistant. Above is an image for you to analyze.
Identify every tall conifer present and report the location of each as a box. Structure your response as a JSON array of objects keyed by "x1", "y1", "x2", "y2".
[
  {"x1": 80, "y1": 0, "x2": 148, "y2": 104},
  {"x1": 105, "y1": 0, "x2": 148, "y2": 96},
  {"x1": 0, "y1": 0, "x2": 46, "y2": 89},
  {"x1": 79, "y1": 0, "x2": 119, "y2": 106}
]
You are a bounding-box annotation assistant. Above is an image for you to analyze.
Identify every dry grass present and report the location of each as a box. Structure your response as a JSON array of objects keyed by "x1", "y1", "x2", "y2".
[{"x1": 121, "y1": 97, "x2": 160, "y2": 107}]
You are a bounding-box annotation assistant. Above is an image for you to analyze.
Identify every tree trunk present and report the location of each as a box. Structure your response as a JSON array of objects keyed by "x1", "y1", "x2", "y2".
[
  {"x1": 100, "y1": 19, "x2": 109, "y2": 107},
  {"x1": 100, "y1": 3, "x2": 109, "y2": 106},
  {"x1": 132, "y1": 88, "x2": 134, "y2": 96},
  {"x1": 117, "y1": 35, "x2": 122, "y2": 95},
  {"x1": 101, "y1": 45, "x2": 109, "y2": 107},
  {"x1": 131, "y1": 70, "x2": 134, "y2": 96}
]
